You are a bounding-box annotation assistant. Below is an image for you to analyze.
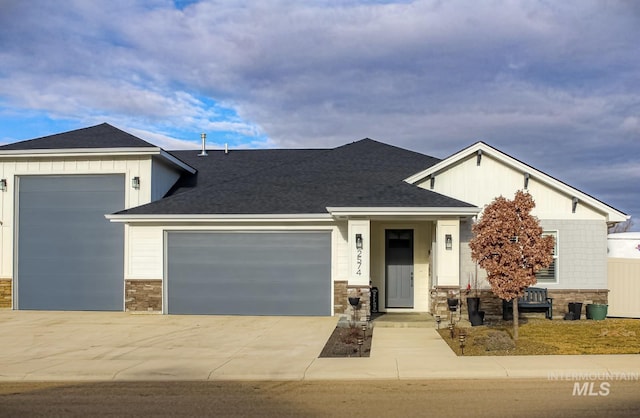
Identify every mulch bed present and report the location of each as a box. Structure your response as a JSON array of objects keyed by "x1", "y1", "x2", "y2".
[{"x1": 319, "y1": 326, "x2": 373, "y2": 358}]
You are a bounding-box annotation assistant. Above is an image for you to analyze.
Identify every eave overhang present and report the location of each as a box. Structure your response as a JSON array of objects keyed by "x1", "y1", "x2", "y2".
[
  {"x1": 106, "y1": 213, "x2": 334, "y2": 223},
  {"x1": 326, "y1": 206, "x2": 480, "y2": 218},
  {"x1": 0, "y1": 147, "x2": 196, "y2": 174}
]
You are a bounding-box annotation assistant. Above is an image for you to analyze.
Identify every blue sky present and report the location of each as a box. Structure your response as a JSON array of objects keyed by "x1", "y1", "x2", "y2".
[{"x1": 0, "y1": 0, "x2": 638, "y2": 228}]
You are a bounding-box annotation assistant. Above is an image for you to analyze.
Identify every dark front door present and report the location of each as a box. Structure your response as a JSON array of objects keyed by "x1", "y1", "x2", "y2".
[{"x1": 385, "y1": 229, "x2": 414, "y2": 308}]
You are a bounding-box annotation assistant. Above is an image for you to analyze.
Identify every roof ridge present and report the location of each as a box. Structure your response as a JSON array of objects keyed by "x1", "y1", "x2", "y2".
[
  {"x1": 333, "y1": 137, "x2": 440, "y2": 161},
  {"x1": 0, "y1": 123, "x2": 157, "y2": 150}
]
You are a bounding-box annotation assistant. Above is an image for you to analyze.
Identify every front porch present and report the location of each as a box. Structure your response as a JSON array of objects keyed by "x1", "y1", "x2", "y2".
[{"x1": 333, "y1": 215, "x2": 475, "y2": 321}]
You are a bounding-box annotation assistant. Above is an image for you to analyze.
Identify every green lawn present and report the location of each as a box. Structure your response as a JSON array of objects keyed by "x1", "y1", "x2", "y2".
[{"x1": 438, "y1": 318, "x2": 640, "y2": 356}]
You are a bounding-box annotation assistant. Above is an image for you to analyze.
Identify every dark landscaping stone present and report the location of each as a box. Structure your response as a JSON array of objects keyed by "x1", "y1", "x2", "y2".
[{"x1": 319, "y1": 326, "x2": 373, "y2": 358}]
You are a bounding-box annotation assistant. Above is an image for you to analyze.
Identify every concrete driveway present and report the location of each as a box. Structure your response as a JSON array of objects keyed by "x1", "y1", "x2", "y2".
[
  {"x1": 0, "y1": 311, "x2": 338, "y2": 381},
  {"x1": 3, "y1": 311, "x2": 639, "y2": 382}
]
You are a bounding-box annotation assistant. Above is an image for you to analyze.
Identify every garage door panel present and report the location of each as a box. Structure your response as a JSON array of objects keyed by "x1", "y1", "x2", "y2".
[
  {"x1": 167, "y1": 232, "x2": 331, "y2": 316},
  {"x1": 17, "y1": 175, "x2": 125, "y2": 311}
]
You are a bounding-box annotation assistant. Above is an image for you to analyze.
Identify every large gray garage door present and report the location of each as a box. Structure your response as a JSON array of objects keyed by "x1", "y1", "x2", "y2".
[
  {"x1": 17, "y1": 175, "x2": 125, "y2": 311},
  {"x1": 167, "y1": 231, "x2": 331, "y2": 315}
]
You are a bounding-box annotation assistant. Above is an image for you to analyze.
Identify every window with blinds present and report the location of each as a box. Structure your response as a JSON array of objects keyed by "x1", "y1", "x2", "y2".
[{"x1": 536, "y1": 231, "x2": 558, "y2": 283}]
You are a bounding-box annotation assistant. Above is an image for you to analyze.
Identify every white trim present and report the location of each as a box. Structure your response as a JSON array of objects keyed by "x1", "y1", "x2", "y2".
[
  {"x1": 404, "y1": 142, "x2": 628, "y2": 223},
  {"x1": 158, "y1": 150, "x2": 196, "y2": 174},
  {"x1": 327, "y1": 206, "x2": 480, "y2": 217},
  {"x1": 0, "y1": 147, "x2": 162, "y2": 156},
  {"x1": 106, "y1": 213, "x2": 335, "y2": 223},
  {"x1": 108, "y1": 207, "x2": 480, "y2": 223},
  {"x1": 162, "y1": 230, "x2": 168, "y2": 314},
  {"x1": 0, "y1": 147, "x2": 197, "y2": 174}
]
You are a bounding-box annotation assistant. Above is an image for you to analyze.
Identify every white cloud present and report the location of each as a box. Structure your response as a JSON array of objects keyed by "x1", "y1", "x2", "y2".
[
  {"x1": 125, "y1": 128, "x2": 201, "y2": 150},
  {"x1": 0, "y1": 0, "x2": 639, "y2": 226},
  {"x1": 621, "y1": 116, "x2": 640, "y2": 134}
]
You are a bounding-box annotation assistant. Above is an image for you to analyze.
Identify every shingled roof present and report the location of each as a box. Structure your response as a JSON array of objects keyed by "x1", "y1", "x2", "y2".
[
  {"x1": 165, "y1": 148, "x2": 325, "y2": 195},
  {"x1": 0, "y1": 123, "x2": 156, "y2": 150},
  {"x1": 118, "y1": 138, "x2": 476, "y2": 215},
  {"x1": 2, "y1": 123, "x2": 476, "y2": 215}
]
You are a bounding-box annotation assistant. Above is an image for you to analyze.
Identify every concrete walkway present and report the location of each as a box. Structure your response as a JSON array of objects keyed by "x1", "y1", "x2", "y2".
[{"x1": 1, "y1": 311, "x2": 638, "y2": 381}]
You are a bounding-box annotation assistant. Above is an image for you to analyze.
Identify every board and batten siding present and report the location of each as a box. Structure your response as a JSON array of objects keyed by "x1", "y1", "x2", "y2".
[
  {"x1": 418, "y1": 152, "x2": 605, "y2": 221},
  {"x1": 335, "y1": 222, "x2": 349, "y2": 281},
  {"x1": 0, "y1": 155, "x2": 156, "y2": 280},
  {"x1": 418, "y1": 152, "x2": 612, "y2": 293}
]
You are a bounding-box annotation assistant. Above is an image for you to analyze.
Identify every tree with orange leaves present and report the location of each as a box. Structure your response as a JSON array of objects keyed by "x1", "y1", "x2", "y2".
[{"x1": 469, "y1": 190, "x2": 555, "y2": 340}]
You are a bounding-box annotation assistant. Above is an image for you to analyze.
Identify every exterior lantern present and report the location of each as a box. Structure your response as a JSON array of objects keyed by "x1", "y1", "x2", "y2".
[{"x1": 445, "y1": 234, "x2": 453, "y2": 250}]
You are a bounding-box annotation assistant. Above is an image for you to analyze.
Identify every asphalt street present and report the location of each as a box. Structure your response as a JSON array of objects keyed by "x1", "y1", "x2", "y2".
[{"x1": 1, "y1": 379, "x2": 639, "y2": 417}]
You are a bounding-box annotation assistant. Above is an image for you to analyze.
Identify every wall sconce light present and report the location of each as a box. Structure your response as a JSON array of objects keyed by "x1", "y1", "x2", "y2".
[
  {"x1": 572, "y1": 197, "x2": 579, "y2": 213},
  {"x1": 524, "y1": 172, "x2": 530, "y2": 189},
  {"x1": 355, "y1": 233, "x2": 363, "y2": 250},
  {"x1": 445, "y1": 234, "x2": 453, "y2": 250},
  {"x1": 429, "y1": 176, "x2": 435, "y2": 189},
  {"x1": 476, "y1": 149, "x2": 483, "y2": 166},
  {"x1": 0, "y1": 179, "x2": 6, "y2": 192},
  {"x1": 132, "y1": 176, "x2": 140, "y2": 190}
]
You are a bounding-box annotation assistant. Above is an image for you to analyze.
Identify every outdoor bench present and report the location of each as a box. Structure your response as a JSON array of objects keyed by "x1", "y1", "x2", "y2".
[{"x1": 502, "y1": 287, "x2": 553, "y2": 320}]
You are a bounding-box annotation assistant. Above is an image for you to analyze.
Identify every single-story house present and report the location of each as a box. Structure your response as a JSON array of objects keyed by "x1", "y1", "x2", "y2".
[{"x1": 0, "y1": 123, "x2": 628, "y2": 318}]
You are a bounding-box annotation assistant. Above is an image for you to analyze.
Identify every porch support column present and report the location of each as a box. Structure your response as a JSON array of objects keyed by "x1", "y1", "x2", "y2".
[
  {"x1": 435, "y1": 219, "x2": 460, "y2": 286},
  {"x1": 348, "y1": 219, "x2": 370, "y2": 286},
  {"x1": 347, "y1": 219, "x2": 370, "y2": 321}
]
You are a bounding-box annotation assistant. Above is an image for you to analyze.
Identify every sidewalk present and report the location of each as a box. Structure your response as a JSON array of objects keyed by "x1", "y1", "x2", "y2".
[
  {"x1": 308, "y1": 327, "x2": 640, "y2": 381},
  {"x1": 0, "y1": 311, "x2": 638, "y2": 381}
]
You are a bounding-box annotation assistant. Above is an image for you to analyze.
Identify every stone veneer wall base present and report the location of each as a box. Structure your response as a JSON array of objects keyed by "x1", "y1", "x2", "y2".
[
  {"x1": 0, "y1": 279, "x2": 12, "y2": 308},
  {"x1": 430, "y1": 286, "x2": 463, "y2": 318},
  {"x1": 346, "y1": 285, "x2": 371, "y2": 322},
  {"x1": 333, "y1": 281, "x2": 348, "y2": 315},
  {"x1": 433, "y1": 286, "x2": 609, "y2": 320},
  {"x1": 125, "y1": 279, "x2": 162, "y2": 312}
]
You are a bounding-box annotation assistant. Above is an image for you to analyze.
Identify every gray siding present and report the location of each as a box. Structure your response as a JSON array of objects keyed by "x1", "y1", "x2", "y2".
[
  {"x1": 459, "y1": 219, "x2": 607, "y2": 290},
  {"x1": 540, "y1": 219, "x2": 608, "y2": 289},
  {"x1": 151, "y1": 158, "x2": 181, "y2": 201}
]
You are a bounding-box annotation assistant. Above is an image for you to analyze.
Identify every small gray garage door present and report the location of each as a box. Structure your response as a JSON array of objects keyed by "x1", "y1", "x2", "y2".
[
  {"x1": 17, "y1": 175, "x2": 125, "y2": 311},
  {"x1": 167, "y1": 231, "x2": 331, "y2": 315}
]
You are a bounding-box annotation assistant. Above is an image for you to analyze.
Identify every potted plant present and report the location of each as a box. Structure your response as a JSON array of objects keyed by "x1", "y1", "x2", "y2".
[
  {"x1": 466, "y1": 273, "x2": 480, "y2": 313},
  {"x1": 465, "y1": 273, "x2": 484, "y2": 326},
  {"x1": 348, "y1": 288, "x2": 361, "y2": 307},
  {"x1": 447, "y1": 290, "x2": 459, "y2": 312}
]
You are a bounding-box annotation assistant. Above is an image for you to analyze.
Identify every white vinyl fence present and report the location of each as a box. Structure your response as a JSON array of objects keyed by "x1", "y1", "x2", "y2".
[{"x1": 607, "y1": 258, "x2": 640, "y2": 318}]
